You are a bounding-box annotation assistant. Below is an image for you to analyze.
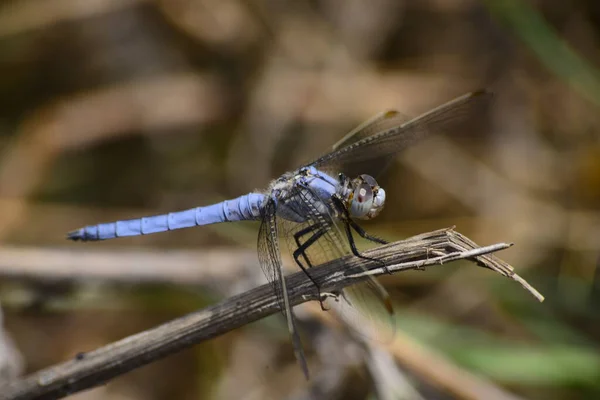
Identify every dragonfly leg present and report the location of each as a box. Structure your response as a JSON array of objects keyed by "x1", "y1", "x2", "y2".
[
  {"x1": 293, "y1": 224, "x2": 321, "y2": 268},
  {"x1": 331, "y1": 196, "x2": 391, "y2": 274},
  {"x1": 342, "y1": 220, "x2": 391, "y2": 274},
  {"x1": 348, "y1": 219, "x2": 388, "y2": 245},
  {"x1": 293, "y1": 227, "x2": 330, "y2": 311}
]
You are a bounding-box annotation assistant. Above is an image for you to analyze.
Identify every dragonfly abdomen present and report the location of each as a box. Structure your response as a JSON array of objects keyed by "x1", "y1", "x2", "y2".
[{"x1": 67, "y1": 193, "x2": 265, "y2": 241}]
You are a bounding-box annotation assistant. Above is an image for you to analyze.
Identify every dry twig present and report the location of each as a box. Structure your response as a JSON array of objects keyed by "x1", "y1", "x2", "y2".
[{"x1": 0, "y1": 228, "x2": 542, "y2": 400}]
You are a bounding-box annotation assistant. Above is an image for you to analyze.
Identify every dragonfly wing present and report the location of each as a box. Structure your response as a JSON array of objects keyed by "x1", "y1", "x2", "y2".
[
  {"x1": 332, "y1": 110, "x2": 411, "y2": 151},
  {"x1": 310, "y1": 90, "x2": 493, "y2": 178},
  {"x1": 257, "y1": 196, "x2": 309, "y2": 379},
  {"x1": 335, "y1": 277, "x2": 397, "y2": 343},
  {"x1": 280, "y1": 182, "x2": 396, "y2": 343},
  {"x1": 329, "y1": 110, "x2": 412, "y2": 179}
]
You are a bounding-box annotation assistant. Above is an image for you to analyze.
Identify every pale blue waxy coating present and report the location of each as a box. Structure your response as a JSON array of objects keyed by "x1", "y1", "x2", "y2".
[
  {"x1": 67, "y1": 167, "x2": 373, "y2": 241},
  {"x1": 270, "y1": 167, "x2": 340, "y2": 223},
  {"x1": 67, "y1": 168, "x2": 342, "y2": 241},
  {"x1": 300, "y1": 166, "x2": 339, "y2": 200},
  {"x1": 67, "y1": 193, "x2": 266, "y2": 241}
]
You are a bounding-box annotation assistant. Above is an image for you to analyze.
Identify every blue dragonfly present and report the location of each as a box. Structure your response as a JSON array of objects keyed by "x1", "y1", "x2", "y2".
[{"x1": 68, "y1": 90, "x2": 492, "y2": 379}]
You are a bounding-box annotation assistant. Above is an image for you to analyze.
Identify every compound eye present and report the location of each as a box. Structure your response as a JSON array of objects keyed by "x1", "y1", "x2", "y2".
[
  {"x1": 366, "y1": 187, "x2": 386, "y2": 219},
  {"x1": 373, "y1": 187, "x2": 386, "y2": 208},
  {"x1": 360, "y1": 174, "x2": 378, "y2": 188},
  {"x1": 350, "y1": 182, "x2": 374, "y2": 218}
]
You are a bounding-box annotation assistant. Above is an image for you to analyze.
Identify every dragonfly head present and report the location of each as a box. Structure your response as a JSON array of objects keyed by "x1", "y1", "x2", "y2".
[{"x1": 347, "y1": 174, "x2": 386, "y2": 220}]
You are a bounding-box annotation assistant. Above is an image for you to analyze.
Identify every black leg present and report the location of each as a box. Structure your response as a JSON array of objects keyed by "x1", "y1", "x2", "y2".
[
  {"x1": 294, "y1": 223, "x2": 321, "y2": 243},
  {"x1": 331, "y1": 196, "x2": 391, "y2": 274},
  {"x1": 348, "y1": 219, "x2": 388, "y2": 245},
  {"x1": 293, "y1": 227, "x2": 326, "y2": 271},
  {"x1": 342, "y1": 219, "x2": 390, "y2": 273},
  {"x1": 293, "y1": 223, "x2": 321, "y2": 266},
  {"x1": 293, "y1": 227, "x2": 330, "y2": 310}
]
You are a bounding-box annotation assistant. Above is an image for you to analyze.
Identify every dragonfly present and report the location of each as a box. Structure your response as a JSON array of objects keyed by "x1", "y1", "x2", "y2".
[{"x1": 68, "y1": 90, "x2": 493, "y2": 379}]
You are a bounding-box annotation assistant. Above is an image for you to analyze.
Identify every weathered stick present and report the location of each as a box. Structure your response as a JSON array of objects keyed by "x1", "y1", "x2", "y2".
[{"x1": 0, "y1": 228, "x2": 543, "y2": 400}]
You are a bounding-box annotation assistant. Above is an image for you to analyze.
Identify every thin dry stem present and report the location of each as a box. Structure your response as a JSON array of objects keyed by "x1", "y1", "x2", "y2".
[{"x1": 0, "y1": 228, "x2": 542, "y2": 400}]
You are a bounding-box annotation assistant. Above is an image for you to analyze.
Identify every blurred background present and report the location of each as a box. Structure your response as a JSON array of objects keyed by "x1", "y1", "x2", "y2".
[{"x1": 0, "y1": 0, "x2": 599, "y2": 399}]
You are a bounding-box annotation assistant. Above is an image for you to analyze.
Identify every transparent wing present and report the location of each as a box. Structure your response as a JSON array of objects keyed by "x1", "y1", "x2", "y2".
[
  {"x1": 257, "y1": 197, "x2": 309, "y2": 379},
  {"x1": 332, "y1": 110, "x2": 411, "y2": 151},
  {"x1": 310, "y1": 90, "x2": 493, "y2": 178},
  {"x1": 279, "y1": 181, "x2": 396, "y2": 343},
  {"x1": 330, "y1": 110, "x2": 412, "y2": 179}
]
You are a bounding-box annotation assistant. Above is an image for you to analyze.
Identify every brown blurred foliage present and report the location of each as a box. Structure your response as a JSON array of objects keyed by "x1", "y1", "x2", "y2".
[{"x1": 0, "y1": 0, "x2": 599, "y2": 399}]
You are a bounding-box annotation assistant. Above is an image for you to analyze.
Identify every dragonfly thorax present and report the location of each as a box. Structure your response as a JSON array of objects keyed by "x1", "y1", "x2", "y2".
[{"x1": 341, "y1": 174, "x2": 386, "y2": 220}]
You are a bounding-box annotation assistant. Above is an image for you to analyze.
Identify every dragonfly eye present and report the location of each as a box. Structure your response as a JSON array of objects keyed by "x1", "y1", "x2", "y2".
[
  {"x1": 368, "y1": 187, "x2": 386, "y2": 219},
  {"x1": 349, "y1": 181, "x2": 374, "y2": 219},
  {"x1": 349, "y1": 175, "x2": 386, "y2": 220},
  {"x1": 359, "y1": 174, "x2": 378, "y2": 187}
]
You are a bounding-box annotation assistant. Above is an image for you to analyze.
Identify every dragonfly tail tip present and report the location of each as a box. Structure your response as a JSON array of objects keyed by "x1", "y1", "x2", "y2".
[{"x1": 66, "y1": 229, "x2": 84, "y2": 241}]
